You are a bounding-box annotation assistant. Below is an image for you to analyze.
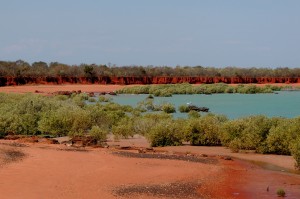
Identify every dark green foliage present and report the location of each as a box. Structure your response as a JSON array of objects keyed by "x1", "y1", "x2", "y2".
[
  {"x1": 83, "y1": 65, "x2": 95, "y2": 77},
  {"x1": 0, "y1": 131, "x2": 6, "y2": 139},
  {"x1": 147, "y1": 94, "x2": 154, "y2": 99}
]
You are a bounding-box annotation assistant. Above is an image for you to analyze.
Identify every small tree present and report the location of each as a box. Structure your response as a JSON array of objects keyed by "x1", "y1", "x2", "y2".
[
  {"x1": 84, "y1": 65, "x2": 95, "y2": 77},
  {"x1": 89, "y1": 125, "x2": 107, "y2": 142},
  {"x1": 161, "y1": 103, "x2": 176, "y2": 113}
]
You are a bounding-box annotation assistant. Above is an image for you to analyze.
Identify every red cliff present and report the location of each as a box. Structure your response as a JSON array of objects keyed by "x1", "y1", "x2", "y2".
[{"x1": 0, "y1": 76, "x2": 299, "y2": 86}]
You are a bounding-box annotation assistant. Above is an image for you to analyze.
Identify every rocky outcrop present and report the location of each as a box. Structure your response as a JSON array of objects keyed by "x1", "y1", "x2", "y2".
[
  {"x1": 0, "y1": 76, "x2": 299, "y2": 86},
  {"x1": 188, "y1": 105, "x2": 209, "y2": 112}
]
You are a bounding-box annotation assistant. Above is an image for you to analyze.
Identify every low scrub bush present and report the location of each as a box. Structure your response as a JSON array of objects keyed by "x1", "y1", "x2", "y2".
[
  {"x1": 266, "y1": 118, "x2": 300, "y2": 155},
  {"x1": 132, "y1": 113, "x2": 172, "y2": 136},
  {"x1": 89, "y1": 125, "x2": 108, "y2": 142},
  {"x1": 112, "y1": 117, "x2": 135, "y2": 139},
  {"x1": 184, "y1": 115, "x2": 226, "y2": 146},
  {"x1": 98, "y1": 95, "x2": 112, "y2": 102},
  {"x1": 116, "y1": 83, "x2": 280, "y2": 95},
  {"x1": 220, "y1": 115, "x2": 277, "y2": 152},
  {"x1": 290, "y1": 138, "x2": 300, "y2": 169},
  {"x1": 276, "y1": 189, "x2": 286, "y2": 197},
  {"x1": 88, "y1": 97, "x2": 96, "y2": 102},
  {"x1": 137, "y1": 98, "x2": 157, "y2": 111},
  {"x1": 161, "y1": 103, "x2": 176, "y2": 113},
  {"x1": 178, "y1": 104, "x2": 190, "y2": 113},
  {"x1": 187, "y1": 110, "x2": 201, "y2": 119},
  {"x1": 146, "y1": 119, "x2": 184, "y2": 147}
]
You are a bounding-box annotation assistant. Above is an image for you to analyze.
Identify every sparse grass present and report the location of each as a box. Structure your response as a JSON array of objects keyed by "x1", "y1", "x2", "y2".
[
  {"x1": 0, "y1": 148, "x2": 26, "y2": 164},
  {"x1": 114, "y1": 181, "x2": 200, "y2": 199},
  {"x1": 88, "y1": 97, "x2": 96, "y2": 102},
  {"x1": 276, "y1": 188, "x2": 286, "y2": 197}
]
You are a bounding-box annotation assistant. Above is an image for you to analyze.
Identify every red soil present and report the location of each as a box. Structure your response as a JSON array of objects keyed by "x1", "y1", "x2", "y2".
[
  {"x1": 0, "y1": 138, "x2": 299, "y2": 199},
  {"x1": 0, "y1": 84, "x2": 131, "y2": 94}
]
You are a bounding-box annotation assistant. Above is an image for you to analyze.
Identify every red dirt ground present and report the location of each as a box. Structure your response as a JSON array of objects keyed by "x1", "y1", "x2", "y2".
[
  {"x1": 0, "y1": 84, "x2": 130, "y2": 94},
  {"x1": 0, "y1": 138, "x2": 300, "y2": 199}
]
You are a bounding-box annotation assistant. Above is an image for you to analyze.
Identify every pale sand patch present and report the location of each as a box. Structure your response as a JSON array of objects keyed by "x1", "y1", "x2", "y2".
[
  {"x1": 0, "y1": 83, "x2": 299, "y2": 95},
  {"x1": 0, "y1": 84, "x2": 134, "y2": 94}
]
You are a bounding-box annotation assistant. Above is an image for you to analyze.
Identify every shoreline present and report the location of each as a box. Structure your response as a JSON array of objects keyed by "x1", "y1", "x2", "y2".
[{"x1": 0, "y1": 83, "x2": 299, "y2": 94}]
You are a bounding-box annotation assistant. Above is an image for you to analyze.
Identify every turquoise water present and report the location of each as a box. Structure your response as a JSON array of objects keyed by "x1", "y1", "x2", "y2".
[{"x1": 109, "y1": 91, "x2": 300, "y2": 119}]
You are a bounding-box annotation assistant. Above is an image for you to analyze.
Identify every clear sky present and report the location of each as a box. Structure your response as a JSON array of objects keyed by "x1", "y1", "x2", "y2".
[{"x1": 1, "y1": 0, "x2": 300, "y2": 67}]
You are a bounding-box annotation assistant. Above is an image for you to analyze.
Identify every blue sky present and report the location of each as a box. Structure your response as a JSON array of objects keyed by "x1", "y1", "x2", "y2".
[{"x1": 1, "y1": 0, "x2": 300, "y2": 67}]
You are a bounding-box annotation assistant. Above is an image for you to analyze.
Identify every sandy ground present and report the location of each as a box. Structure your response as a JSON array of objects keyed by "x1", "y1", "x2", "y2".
[
  {"x1": 0, "y1": 84, "x2": 131, "y2": 94},
  {"x1": 0, "y1": 137, "x2": 300, "y2": 199},
  {"x1": 0, "y1": 83, "x2": 299, "y2": 95}
]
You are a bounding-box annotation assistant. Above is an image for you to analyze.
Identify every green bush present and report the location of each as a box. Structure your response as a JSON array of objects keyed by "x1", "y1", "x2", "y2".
[
  {"x1": 147, "y1": 94, "x2": 154, "y2": 99},
  {"x1": 178, "y1": 104, "x2": 190, "y2": 113},
  {"x1": 0, "y1": 132, "x2": 6, "y2": 139},
  {"x1": 184, "y1": 115, "x2": 225, "y2": 146},
  {"x1": 116, "y1": 83, "x2": 278, "y2": 95},
  {"x1": 38, "y1": 106, "x2": 91, "y2": 137},
  {"x1": 89, "y1": 125, "x2": 108, "y2": 142},
  {"x1": 161, "y1": 103, "x2": 176, "y2": 113},
  {"x1": 88, "y1": 97, "x2": 96, "y2": 102},
  {"x1": 112, "y1": 117, "x2": 134, "y2": 139},
  {"x1": 276, "y1": 189, "x2": 286, "y2": 197},
  {"x1": 132, "y1": 113, "x2": 172, "y2": 136},
  {"x1": 220, "y1": 115, "x2": 276, "y2": 152},
  {"x1": 138, "y1": 98, "x2": 156, "y2": 111},
  {"x1": 290, "y1": 138, "x2": 300, "y2": 169},
  {"x1": 266, "y1": 118, "x2": 299, "y2": 155},
  {"x1": 98, "y1": 95, "x2": 112, "y2": 102},
  {"x1": 187, "y1": 110, "x2": 200, "y2": 119},
  {"x1": 147, "y1": 120, "x2": 184, "y2": 147}
]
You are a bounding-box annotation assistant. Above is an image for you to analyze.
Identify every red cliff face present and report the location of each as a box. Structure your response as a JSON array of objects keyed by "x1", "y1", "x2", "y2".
[{"x1": 0, "y1": 76, "x2": 299, "y2": 86}]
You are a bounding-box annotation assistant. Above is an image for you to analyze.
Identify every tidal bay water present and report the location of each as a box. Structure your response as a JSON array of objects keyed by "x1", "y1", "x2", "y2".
[{"x1": 109, "y1": 91, "x2": 300, "y2": 119}]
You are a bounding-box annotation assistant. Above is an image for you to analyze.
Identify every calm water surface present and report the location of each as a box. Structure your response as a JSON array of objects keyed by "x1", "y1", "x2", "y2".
[{"x1": 109, "y1": 91, "x2": 300, "y2": 119}]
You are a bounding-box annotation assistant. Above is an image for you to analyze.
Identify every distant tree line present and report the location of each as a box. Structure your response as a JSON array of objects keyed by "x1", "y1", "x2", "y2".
[{"x1": 0, "y1": 60, "x2": 300, "y2": 78}]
